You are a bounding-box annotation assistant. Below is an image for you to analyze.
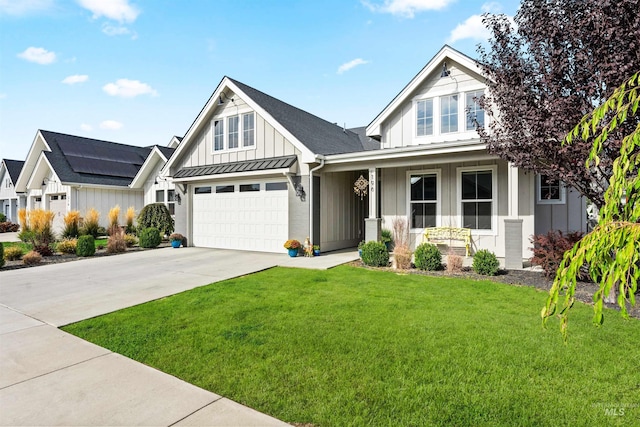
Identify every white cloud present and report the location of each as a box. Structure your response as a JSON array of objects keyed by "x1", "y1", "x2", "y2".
[
  {"x1": 17, "y1": 47, "x2": 56, "y2": 64},
  {"x1": 363, "y1": 0, "x2": 455, "y2": 18},
  {"x1": 102, "y1": 78, "x2": 158, "y2": 98},
  {"x1": 448, "y1": 14, "x2": 490, "y2": 43},
  {"x1": 0, "y1": 93, "x2": 7, "y2": 99},
  {"x1": 337, "y1": 58, "x2": 370, "y2": 75},
  {"x1": 100, "y1": 120, "x2": 123, "y2": 130},
  {"x1": 102, "y1": 23, "x2": 130, "y2": 36},
  {"x1": 62, "y1": 74, "x2": 89, "y2": 85},
  {"x1": 0, "y1": 0, "x2": 53, "y2": 16},
  {"x1": 77, "y1": 0, "x2": 140, "y2": 23},
  {"x1": 481, "y1": 2, "x2": 501, "y2": 13},
  {"x1": 80, "y1": 123, "x2": 93, "y2": 131}
]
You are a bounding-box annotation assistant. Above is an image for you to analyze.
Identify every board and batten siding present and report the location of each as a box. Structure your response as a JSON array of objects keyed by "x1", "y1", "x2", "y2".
[
  {"x1": 381, "y1": 61, "x2": 486, "y2": 149},
  {"x1": 534, "y1": 189, "x2": 587, "y2": 235},
  {"x1": 175, "y1": 92, "x2": 303, "y2": 171},
  {"x1": 319, "y1": 171, "x2": 366, "y2": 252},
  {"x1": 379, "y1": 159, "x2": 535, "y2": 258},
  {"x1": 74, "y1": 187, "x2": 144, "y2": 229}
]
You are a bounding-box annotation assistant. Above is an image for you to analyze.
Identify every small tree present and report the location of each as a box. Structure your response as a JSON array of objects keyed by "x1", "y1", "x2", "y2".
[
  {"x1": 543, "y1": 71, "x2": 640, "y2": 340},
  {"x1": 137, "y1": 204, "x2": 174, "y2": 236}
]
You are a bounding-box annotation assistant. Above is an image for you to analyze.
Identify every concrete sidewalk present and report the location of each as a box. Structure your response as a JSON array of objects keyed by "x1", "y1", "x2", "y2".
[{"x1": 0, "y1": 247, "x2": 358, "y2": 426}]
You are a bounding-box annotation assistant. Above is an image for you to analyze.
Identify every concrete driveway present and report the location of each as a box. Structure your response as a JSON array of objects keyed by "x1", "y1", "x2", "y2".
[{"x1": 0, "y1": 247, "x2": 358, "y2": 426}]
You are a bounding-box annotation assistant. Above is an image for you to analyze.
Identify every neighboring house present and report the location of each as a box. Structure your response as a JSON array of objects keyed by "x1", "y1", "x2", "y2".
[
  {"x1": 164, "y1": 45, "x2": 586, "y2": 266},
  {"x1": 0, "y1": 159, "x2": 26, "y2": 223},
  {"x1": 15, "y1": 130, "x2": 179, "y2": 233}
]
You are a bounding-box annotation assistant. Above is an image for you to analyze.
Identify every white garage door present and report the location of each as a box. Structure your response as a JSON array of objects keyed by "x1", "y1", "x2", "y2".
[{"x1": 192, "y1": 181, "x2": 289, "y2": 253}]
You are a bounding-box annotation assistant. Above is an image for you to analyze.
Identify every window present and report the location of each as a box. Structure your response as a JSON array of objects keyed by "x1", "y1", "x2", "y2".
[
  {"x1": 466, "y1": 90, "x2": 484, "y2": 130},
  {"x1": 61, "y1": 194, "x2": 66, "y2": 200},
  {"x1": 441, "y1": 94, "x2": 458, "y2": 133},
  {"x1": 240, "y1": 184, "x2": 260, "y2": 192},
  {"x1": 416, "y1": 99, "x2": 433, "y2": 136},
  {"x1": 216, "y1": 185, "x2": 234, "y2": 193},
  {"x1": 266, "y1": 182, "x2": 288, "y2": 191},
  {"x1": 194, "y1": 186, "x2": 212, "y2": 194},
  {"x1": 460, "y1": 169, "x2": 494, "y2": 230},
  {"x1": 228, "y1": 116, "x2": 239, "y2": 149},
  {"x1": 156, "y1": 190, "x2": 164, "y2": 203},
  {"x1": 51, "y1": 195, "x2": 59, "y2": 201},
  {"x1": 537, "y1": 174, "x2": 565, "y2": 204},
  {"x1": 409, "y1": 173, "x2": 438, "y2": 229},
  {"x1": 167, "y1": 190, "x2": 176, "y2": 215},
  {"x1": 243, "y1": 112, "x2": 255, "y2": 147},
  {"x1": 214, "y1": 120, "x2": 224, "y2": 151}
]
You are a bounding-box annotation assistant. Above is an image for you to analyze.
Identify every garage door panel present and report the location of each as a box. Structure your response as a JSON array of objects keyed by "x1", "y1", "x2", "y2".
[{"x1": 192, "y1": 182, "x2": 288, "y2": 252}]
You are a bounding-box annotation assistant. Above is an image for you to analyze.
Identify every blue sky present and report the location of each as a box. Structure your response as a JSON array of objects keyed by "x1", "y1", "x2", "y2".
[{"x1": 0, "y1": 0, "x2": 520, "y2": 161}]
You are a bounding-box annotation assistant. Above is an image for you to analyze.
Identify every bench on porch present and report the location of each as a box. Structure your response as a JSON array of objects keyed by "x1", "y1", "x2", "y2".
[{"x1": 423, "y1": 227, "x2": 471, "y2": 257}]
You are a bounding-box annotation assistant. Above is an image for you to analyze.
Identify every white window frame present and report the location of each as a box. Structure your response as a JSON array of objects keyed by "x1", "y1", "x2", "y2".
[
  {"x1": 228, "y1": 115, "x2": 239, "y2": 149},
  {"x1": 415, "y1": 98, "x2": 434, "y2": 137},
  {"x1": 242, "y1": 112, "x2": 255, "y2": 147},
  {"x1": 213, "y1": 119, "x2": 224, "y2": 151},
  {"x1": 457, "y1": 165, "x2": 498, "y2": 235},
  {"x1": 465, "y1": 90, "x2": 485, "y2": 130},
  {"x1": 406, "y1": 169, "x2": 441, "y2": 232},
  {"x1": 440, "y1": 94, "x2": 459, "y2": 134},
  {"x1": 211, "y1": 109, "x2": 257, "y2": 154},
  {"x1": 537, "y1": 174, "x2": 566, "y2": 205}
]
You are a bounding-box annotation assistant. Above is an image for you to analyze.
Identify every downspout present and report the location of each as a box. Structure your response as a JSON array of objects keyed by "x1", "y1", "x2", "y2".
[{"x1": 309, "y1": 156, "x2": 325, "y2": 245}]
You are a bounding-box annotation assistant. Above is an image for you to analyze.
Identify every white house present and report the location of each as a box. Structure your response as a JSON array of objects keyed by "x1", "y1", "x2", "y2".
[
  {"x1": 0, "y1": 159, "x2": 26, "y2": 223},
  {"x1": 163, "y1": 45, "x2": 586, "y2": 267},
  {"x1": 15, "y1": 130, "x2": 180, "y2": 233}
]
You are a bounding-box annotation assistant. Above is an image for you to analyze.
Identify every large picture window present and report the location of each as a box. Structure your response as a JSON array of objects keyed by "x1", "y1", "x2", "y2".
[
  {"x1": 460, "y1": 169, "x2": 494, "y2": 230},
  {"x1": 409, "y1": 172, "x2": 438, "y2": 229},
  {"x1": 441, "y1": 94, "x2": 458, "y2": 133},
  {"x1": 466, "y1": 90, "x2": 484, "y2": 130},
  {"x1": 416, "y1": 99, "x2": 433, "y2": 136}
]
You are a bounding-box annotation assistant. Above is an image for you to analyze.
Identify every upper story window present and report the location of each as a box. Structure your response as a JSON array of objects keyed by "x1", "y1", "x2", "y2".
[
  {"x1": 228, "y1": 116, "x2": 239, "y2": 149},
  {"x1": 243, "y1": 112, "x2": 255, "y2": 147},
  {"x1": 416, "y1": 99, "x2": 434, "y2": 136},
  {"x1": 214, "y1": 120, "x2": 224, "y2": 151},
  {"x1": 156, "y1": 190, "x2": 164, "y2": 203},
  {"x1": 441, "y1": 94, "x2": 458, "y2": 133},
  {"x1": 537, "y1": 174, "x2": 565, "y2": 204},
  {"x1": 466, "y1": 90, "x2": 484, "y2": 130}
]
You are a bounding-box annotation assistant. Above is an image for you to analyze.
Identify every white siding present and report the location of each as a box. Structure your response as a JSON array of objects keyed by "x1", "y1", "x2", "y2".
[{"x1": 75, "y1": 187, "x2": 144, "y2": 229}]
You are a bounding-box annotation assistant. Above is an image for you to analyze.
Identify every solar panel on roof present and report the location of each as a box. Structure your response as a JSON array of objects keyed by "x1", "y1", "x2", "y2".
[
  {"x1": 57, "y1": 138, "x2": 146, "y2": 165},
  {"x1": 66, "y1": 156, "x2": 139, "y2": 178}
]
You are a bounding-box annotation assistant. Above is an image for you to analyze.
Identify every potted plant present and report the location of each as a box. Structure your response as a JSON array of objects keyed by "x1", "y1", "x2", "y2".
[
  {"x1": 169, "y1": 233, "x2": 184, "y2": 248},
  {"x1": 284, "y1": 239, "x2": 301, "y2": 257},
  {"x1": 313, "y1": 245, "x2": 320, "y2": 256},
  {"x1": 381, "y1": 228, "x2": 393, "y2": 252}
]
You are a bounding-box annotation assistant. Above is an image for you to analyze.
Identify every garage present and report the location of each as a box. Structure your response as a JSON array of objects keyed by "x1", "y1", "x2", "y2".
[
  {"x1": 192, "y1": 180, "x2": 289, "y2": 252},
  {"x1": 49, "y1": 194, "x2": 67, "y2": 232}
]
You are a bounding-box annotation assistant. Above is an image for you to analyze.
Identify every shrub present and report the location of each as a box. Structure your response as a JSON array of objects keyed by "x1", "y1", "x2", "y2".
[
  {"x1": 139, "y1": 227, "x2": 161, "y2": 248},
  {"x1": 0, "y1": 212, "x2": 5, "y2": 222},
  {"x1": 107, "y1": 229, "x2": 127, "y2": 253},
  {"x1": 124, "y1": 233, "x2": 138, "y2": 247},
  {"x1": 0, "y1": 243, "x2": 3, "y2": 268},
  {"x1": 23, "y1": 250, "x2": 42, "y2": 265},
  {"x1": 125, "y1": 206, "x2": 136, "y2": 234},
  {"x1": 393, "y1": 244, "x2": 412, "y2": 270},
  {"x1": 414, "y1": 243, "x2": 442, "y2": 271},
  {"x1": 56, "y1": 238, "x2": 78, "y2": 254},
  {"x1": 284, "y1": 239, "x2": 301, "y2": 250},
  {"x1": 82, "y1": 208, "x2": 101, "y2": 238},
  {"x1": 381, "y1": 228, "x2": 393, "y2": 249},
  {"x1": 530, "y1": 230, "x2": 584, "y2": 278},
  {"x1": 19, "y1": 209, "x2": 55, "y2": 256},
  {"x1": 18, "y1": 208, "x2": 28, "y2": 231},
  {"x1": 446, "y1": 250, "x2": 463, "y2": 273},
  {"x1": 137, "y1": 204, "x2": 174, "y2": 236},
  {"x1": 0, "y1": 222, "x2": 20, "y2": 233},
  {"x1": 108, "y1": 205, "x2": 120, "y2": 228},
  {"x1": 76, "y1": 235, "x2": 96, "y2": 257},
  {"x1": 361, "y1": 241, "x2": 390, "y2": 267},
  {"x1": 63, "y1": 210, "x2": 81, "y2": 238},
  {"x1": 473, "y1": 249, "x2": 500, "y2": 276},
  {"x1": 4, "y1": 246, "x2": 23, "y2": 261}
]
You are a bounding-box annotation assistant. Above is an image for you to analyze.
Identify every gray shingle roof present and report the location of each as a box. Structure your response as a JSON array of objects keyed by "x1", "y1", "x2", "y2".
[
  {"x1": 4, "y1": 159, "x2": 25, "y2": 184},
  {"x1": 229, "y1": 78, "x2": 370, "y2": 156},
  {"x1": 40, "y1": 130, "x2": 152, "y2": 187},
  {"x1": 175, "y1": 155, "x2": 297, "y2": 179},
  {"x1": 156, "y1": 146, "x2": 176, "y2": 160}
]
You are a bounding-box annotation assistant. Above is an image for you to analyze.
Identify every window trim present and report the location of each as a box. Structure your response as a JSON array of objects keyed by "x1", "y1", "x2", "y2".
[
  {"x1": 406, "y1": 169, "x2": 441, "y2": 232},
  {"x1": 415, "y1": 98, "x2": 434, "y2": 137},
  {"x1": 242, "y1": 112, "x2": 255, "y2": 147},
  {"x1": 440, "y1": 94, "x2": 459, "y2": 134},
  {"x1": 465, "y1": 90, "x2": 485, "y2": 131},
  {"x1": 537, "y1": 174, "x2": 566, "y2": 205},
  {"x1": 457, "y1": 165, "x2": 498, "y2": 235},
  {"x1": 213, "y1": 119, "x2": 224, "y2": 151},
  {"x1": 211, "y1": 109, "x2": 257, "y2": 154}
]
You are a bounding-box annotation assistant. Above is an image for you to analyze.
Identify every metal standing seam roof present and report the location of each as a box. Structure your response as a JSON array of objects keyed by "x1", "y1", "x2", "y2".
[{"x1": 174, "y1": 155, "x2": 297, "y2": 179}]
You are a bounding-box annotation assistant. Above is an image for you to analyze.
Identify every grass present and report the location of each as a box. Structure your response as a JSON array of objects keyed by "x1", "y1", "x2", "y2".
[
  {"x1": 3, "y1": 238, "x2": 109, "y2": 256},
  {"x1": 63, "y1": 266, "x2": 640, "y2": 426}
]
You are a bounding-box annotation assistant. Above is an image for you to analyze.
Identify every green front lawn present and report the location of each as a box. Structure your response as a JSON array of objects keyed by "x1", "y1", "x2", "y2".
[
  {"x1": 63, "y1": 266, "x2": 640, "y2": 426},
  {"x1": 2, "y1": 238, "x2": 109, "y2": 255}
]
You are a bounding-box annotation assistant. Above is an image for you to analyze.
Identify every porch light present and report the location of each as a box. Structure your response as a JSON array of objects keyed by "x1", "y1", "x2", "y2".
[
  {"x1": 440, "y1": 62, "x2": 450, "y2": 78},
  {"x1": 174, "y1": 193, "x2": 182, "y2": 205},
  {"x1": 218, "y1": 92, "x2": 234, "y2": 105}
]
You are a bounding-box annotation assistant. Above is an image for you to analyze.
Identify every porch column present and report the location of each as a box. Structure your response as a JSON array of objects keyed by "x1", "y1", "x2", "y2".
[
  {"x1": 365, "y1": 167, "x2": 381, "y2": 242},
  {"x1": 504, "y1": 162, "x2": 523, "y2": 269}
]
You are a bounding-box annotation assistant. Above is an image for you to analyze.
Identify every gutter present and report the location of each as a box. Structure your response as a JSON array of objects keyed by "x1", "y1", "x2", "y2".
[{"x1": 309, "y1": 156, "x2": 325, "y2": 245}]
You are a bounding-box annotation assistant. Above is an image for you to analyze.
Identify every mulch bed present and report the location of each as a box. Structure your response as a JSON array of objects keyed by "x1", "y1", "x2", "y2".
[
  {"x1": 349, "y1": 260, "x2": 640, "y2": 320},
  {"x1": 1, "y1": 242, "x2": 172, "y2": 272}
]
